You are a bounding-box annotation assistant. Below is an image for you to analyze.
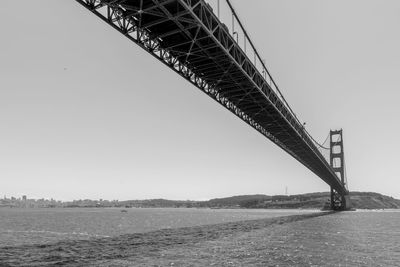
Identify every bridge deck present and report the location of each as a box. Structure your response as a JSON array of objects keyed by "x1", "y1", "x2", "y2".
[{"x1": 77, "y1": 0, "x2": 347, "y2": 195}]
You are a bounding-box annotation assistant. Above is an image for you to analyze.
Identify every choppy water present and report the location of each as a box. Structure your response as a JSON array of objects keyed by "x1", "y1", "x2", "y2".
[
  {"x1": 0, "y1": 208, "x2": 399, "y2": 266},
  {"x1": 0, "y1": 208, "x2": 308, "y2": 247}
]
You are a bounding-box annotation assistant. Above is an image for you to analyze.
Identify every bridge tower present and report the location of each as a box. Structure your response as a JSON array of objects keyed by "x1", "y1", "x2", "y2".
[{"x1": 330, "y1": 129, "x2": 350, "y2": 210}]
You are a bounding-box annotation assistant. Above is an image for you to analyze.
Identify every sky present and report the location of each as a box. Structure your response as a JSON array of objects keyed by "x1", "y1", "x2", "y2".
[{"x1": 1, "y1": 0, "x2": 399, "y2": 201}]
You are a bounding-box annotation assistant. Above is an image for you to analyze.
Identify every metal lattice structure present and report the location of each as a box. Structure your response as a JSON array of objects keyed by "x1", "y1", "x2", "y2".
[
  {"x1": 330, "y1": 130, "x2": 349, "y2": 210},
  {"x1": 75, "y1": 0, "x2": 349, "y2": 199}
]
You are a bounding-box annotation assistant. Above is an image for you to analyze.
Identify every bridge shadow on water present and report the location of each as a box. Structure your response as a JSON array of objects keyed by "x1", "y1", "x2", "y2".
[{"x1": 0, "y1": 211, "x2": 336, "y2": 266}]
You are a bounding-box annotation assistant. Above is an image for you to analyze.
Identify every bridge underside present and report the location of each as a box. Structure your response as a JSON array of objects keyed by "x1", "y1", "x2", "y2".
[{"x1": 77, "y1": 0, "x2": 348, "y2": 196}]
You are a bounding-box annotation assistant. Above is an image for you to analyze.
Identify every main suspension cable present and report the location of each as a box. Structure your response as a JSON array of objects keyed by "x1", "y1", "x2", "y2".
[
  {"x1": 225, "y1": 0, "x2": 337, "y2": 156},
  {"x1": 309, "y1": 132, "x2": 330, "y2": 150}
]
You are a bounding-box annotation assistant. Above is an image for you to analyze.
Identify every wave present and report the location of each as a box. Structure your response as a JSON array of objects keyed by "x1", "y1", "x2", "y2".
[
  {"x1": 0, "y1": 212, "x2": 332, "y2": 266},
  {"x1": 1, "y1": 230, "x2": 110, "y2": 238}
]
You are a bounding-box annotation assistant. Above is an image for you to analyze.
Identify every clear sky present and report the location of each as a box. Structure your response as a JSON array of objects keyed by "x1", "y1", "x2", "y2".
[{"x1": 1, "y1": 0, "x2": 399, "y2": 201}]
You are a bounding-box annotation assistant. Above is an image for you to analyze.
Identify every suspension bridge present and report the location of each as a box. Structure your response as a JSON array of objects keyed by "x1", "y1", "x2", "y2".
[{"x1": 75, "y1": 0, "x2": 350, "y2": 210}]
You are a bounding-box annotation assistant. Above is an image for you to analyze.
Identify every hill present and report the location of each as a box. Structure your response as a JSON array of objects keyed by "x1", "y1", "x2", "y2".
[
  {"x1": 347, "y1": 192, "x2": 400, "y2": 209},
  {"x1": 115, "y1": 192, "x2": 400, "y2": 210},
  {"x1": 204, "y1": 192, "x2": 400, "y2": 209}
]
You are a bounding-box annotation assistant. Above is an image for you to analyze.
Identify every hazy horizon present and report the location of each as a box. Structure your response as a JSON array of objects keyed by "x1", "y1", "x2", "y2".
[{"x1": 4, "y1": 190, "x2": 396, "y2": 203}]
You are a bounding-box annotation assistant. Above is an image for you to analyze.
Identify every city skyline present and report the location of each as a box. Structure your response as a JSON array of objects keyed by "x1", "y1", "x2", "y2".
[{"x1": 1, "y1": 0, "x2": 400, "y2": 201}]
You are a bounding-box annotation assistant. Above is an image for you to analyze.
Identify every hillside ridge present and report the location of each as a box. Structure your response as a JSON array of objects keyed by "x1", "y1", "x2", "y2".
[{"x1": 117, "y1": 192, "x2": 400, "y2": 210}]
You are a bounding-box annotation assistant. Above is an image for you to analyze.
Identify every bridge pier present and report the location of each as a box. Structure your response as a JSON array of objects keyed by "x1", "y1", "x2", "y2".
[
  {"x1": 330, "y1": 188, "x2": 351, "y2": 210},
  {"x1": 329, "y1": 130, "x2": 351, "y2": 210}
]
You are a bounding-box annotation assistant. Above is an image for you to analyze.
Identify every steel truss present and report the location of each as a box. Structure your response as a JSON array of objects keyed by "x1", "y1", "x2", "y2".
[
  {"x1": 330, "y1": 188, "x2": 348, "y2": 210},
  {"x1": 75, "y1": 0, "x2": 348, "y2": 196}
]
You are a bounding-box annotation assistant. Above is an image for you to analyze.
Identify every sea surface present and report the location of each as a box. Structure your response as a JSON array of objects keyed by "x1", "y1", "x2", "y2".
[
  {"x1": 0, "y1": 208, "x2": 399, "y2": 266},
  {"x1": 0, "y1": 208, "x2": 309, "y2": 247}
]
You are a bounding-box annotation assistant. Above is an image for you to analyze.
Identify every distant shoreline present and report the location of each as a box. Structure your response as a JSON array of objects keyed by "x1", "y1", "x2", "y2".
[
  {"x1": 1, "y1": 206, "x2": 399, "y2": 213},
  {"x1": 1, "y1": 191, "x2": 399, "y2": 210}
]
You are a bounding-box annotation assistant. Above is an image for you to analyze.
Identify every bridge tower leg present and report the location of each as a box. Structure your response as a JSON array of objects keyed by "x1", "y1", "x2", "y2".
[{"x1": 329, "y1": 129, "x2": 350, "y2": 210}]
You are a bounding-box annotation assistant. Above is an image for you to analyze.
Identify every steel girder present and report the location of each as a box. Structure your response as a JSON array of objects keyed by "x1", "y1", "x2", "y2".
[{"x1": 75, "y1": 0, "x2": 348, "y2": 195}]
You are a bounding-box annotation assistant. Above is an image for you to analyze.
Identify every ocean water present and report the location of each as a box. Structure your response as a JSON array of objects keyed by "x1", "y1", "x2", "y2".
[
  {"x1": 0, "y1": 208, "x2": 399, "y2": 266},
  {"x1": 0, "y1": 208, "x2": 310, "y2": 247}
]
